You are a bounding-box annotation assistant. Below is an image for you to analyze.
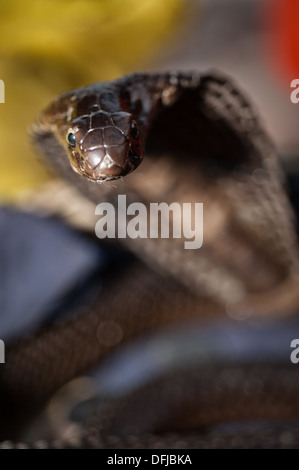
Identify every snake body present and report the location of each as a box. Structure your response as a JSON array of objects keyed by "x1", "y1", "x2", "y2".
[
  {"x1": 32, "y1": 71, "x2": 299, "y2": 312},
  {"x1": 2, "y1": 71, "x2": 299, "y2": 447}
]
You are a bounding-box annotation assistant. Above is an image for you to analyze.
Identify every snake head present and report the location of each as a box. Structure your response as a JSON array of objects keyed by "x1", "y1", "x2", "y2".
[{"x1": 65, "y1": 110, "x2": 143, "y2": 182}]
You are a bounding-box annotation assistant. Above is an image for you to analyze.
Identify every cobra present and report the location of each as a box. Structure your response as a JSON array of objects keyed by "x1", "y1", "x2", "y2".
[
  {"x1": 2, "y1": 71, "x2": 299, "y2": 448},
  {"x1": 32, "y1": 72, "x2": 202, "y2": 182}
]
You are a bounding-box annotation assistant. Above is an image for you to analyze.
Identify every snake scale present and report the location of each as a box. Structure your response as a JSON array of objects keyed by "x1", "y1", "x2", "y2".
[{"x1": 1, "y1": 71, "x2": 299, "y2": 448}]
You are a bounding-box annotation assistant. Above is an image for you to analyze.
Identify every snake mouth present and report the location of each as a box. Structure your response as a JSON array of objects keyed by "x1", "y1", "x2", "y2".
[
  {"x1": 68, "y1": 145, "x2": 142, "y2": 182},
  {"x1": 86, "y1": 159, "x2": 139, "y2": 183},
  {"x1": 70, "y1": 158, "x2": 127, "y2": 183}
]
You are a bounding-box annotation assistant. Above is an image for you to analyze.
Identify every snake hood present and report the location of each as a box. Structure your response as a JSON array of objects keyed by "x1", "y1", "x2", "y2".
[{"x1": 32, "y1": 72, "x2": 204, "y2": 183}]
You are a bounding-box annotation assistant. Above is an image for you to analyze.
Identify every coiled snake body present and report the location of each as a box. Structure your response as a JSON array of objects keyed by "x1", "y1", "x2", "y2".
[{"x1": 1, "y1": 71, "x2": 299, "y2": 448}]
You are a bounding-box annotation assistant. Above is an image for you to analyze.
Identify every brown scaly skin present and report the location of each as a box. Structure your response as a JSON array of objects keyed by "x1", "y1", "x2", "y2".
[
  {"x1": 3, "y1": 71, "x2": 298, "y2": 447},
  {"x1": 32, "y1": 72, "x2": 201, "y2": 181},
  {"x1": 32, "y1": 71, "x2": 299, "y2": 311}
]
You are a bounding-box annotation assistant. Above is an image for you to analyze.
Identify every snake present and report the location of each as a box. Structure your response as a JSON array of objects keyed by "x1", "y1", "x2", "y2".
[{"x1": 2, "y1": 71, "x2": 299, "y2": 448}]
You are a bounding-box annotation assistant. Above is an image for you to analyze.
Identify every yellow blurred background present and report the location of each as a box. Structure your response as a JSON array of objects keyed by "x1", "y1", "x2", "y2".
[{"x1": 0, "y1": 0, "x2": 184, "y2": 200}]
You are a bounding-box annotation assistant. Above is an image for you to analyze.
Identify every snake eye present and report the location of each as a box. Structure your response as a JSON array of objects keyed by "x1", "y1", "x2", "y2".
[
  {"x1": 67, "y1": 130, "x2": 76, "y2": 147},
  {"x1": 131, "y1": 121, "x2": 139, "y2": 139}
]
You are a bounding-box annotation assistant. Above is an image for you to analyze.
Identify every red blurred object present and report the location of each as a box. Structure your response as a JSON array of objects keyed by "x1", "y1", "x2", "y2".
[{"x1": 266, "y1": 0, "x2": 299, "y2": 84}]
